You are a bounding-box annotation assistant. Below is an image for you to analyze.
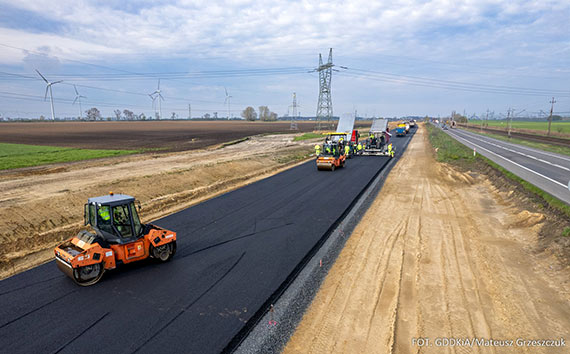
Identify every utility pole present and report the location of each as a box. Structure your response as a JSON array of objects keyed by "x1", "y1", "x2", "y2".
[
  {"x1": 188, "y1": 104, "x2": 191, "y2": 120},
  {"x1": 548, "y1": 97, "x2": 556, "y2": 136},
  {"x1": 289, "y1": 92, "x2": 298, "y2": 130},
  {"x1": 485, "y1": 109, "x2": 489, "y2": 128},
  {"x1": 507, "y1": 108, "x2": 512, "y2": 138},
  {"x1": 314, "y1": 48, "x2": 334, "y2": 130}
]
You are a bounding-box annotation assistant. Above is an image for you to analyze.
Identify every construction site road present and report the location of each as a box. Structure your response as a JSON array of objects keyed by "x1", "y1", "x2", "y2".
[
  {"x1": 0, "y1": 131, "x2": 415, "y2": 354},
  {"x1": 445, "y1": 127, "x2": 570, "y2": 205}
]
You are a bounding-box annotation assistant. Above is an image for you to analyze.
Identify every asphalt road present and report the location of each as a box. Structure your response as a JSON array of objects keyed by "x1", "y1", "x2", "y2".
[
  {"x1": 445, "y1": 127, "x2": 570, "y2": 205},
  {"x1": 0, "y1": 131, "x2": 415, "y2": 354}
]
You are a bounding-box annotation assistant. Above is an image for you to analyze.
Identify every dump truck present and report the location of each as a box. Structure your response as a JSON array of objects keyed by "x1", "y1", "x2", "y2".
[
  {"x1": 362, "y1": 118, "x2": 394, "y2": 157},
  {"x1": 316, "y1": 140, "x2": 346, "y2": 171},
  {"x1": 54, "y1": 193, "x2": 177, "y2": 286},
  {"x1": 396, "y1": 123, "x2": 406, "y2": 137}
]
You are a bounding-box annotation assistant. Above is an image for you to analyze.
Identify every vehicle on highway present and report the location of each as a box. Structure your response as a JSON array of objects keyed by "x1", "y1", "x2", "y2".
[
  {"x1": 316, "y1": 141, "x2": 346, "y2": 171},
  {"x1": 54, "y1": 193, "x2": 177, "y2": 286}
]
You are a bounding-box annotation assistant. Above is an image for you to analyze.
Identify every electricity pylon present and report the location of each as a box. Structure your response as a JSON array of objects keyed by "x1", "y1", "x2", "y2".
[{"x1": 314, "y1": 48, "x2": 333, "y2": 130}]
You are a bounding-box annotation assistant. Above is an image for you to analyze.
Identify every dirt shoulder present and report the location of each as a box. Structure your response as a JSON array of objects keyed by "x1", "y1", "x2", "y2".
[
  {"x1": 0, "y1": 133, "x2": 317, "y2": 279},
  {"x1": 284, "y1": 125, "x2": 570, "y2": 353}
]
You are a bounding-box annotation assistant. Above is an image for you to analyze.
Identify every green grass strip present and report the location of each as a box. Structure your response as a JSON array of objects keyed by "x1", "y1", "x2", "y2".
[
  {"x1": 293, "y1": 132, "x2": 323, "y2": 141},
  {"x1": 463, "y1": 128, "x2": 570, "y2": 157},
  {"x1": 467, "y1": 120, "x2": 570, "y2": 134},
  {"x1": 0, "y1": 143, "x2": 138, "y2": 170}
]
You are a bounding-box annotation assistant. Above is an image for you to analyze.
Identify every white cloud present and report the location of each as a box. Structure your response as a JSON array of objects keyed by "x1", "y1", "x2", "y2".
[
  {"x1": 0, "y1": 0, "x2": 568, "y2": 117},
  {"x1": 0, "y1": 0, "x2": 566, "y2": 65}
]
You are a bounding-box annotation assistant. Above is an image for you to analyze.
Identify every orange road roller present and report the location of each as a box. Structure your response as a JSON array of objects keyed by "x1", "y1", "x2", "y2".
[
  {"x1": 54, "y1": 193, "x2": 176, "y2": 286},
  {"x1": 316, "y1": 142, "x2": 346, "y2": 171}
]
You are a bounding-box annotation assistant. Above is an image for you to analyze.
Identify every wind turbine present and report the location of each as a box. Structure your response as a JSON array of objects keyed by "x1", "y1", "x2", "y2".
[
  {"x1": 149, "y1": 79, "x2": 164, "y2": 119},
  {"x1": 73, "y1": 85, "x2": 86, "y2": 120},
  {"x1": 224, "y1": 87, "x2": 232, "y2": 120},
  {"x1": 36, "y1": 69, "x2": 62, "y2": 120}
]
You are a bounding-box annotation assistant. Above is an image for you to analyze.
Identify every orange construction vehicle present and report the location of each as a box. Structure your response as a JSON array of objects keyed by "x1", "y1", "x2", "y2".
[
  {"x1": 54, "y1": 193, "x2": 176, "y2": 286},
  {"x1": 316, "y1": 140, "x2": 346, "y2": 171}
]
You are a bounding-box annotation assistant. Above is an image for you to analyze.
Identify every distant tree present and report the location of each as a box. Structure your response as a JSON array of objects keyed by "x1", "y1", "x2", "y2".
[
  {"x1": 171, "y1": 112, "x2": 177, "y2": 119},
  {"x1": 123, "y1": 109, "x2": 134, "y2": 120},
  {"x1": 39, "y1": 115, "x2": 45, "y2": 121},
  {"x1": 452, "y1": 111, "x2": 468, "y2": 123},
  {"x1": 203, "y1": 113, "x2": 211, "y2": 119},
  {"x1": 552, "y1": 115, "x2": 562, "y2": 121},
  {"x1": 139, "y1": 113, "x2": 146, "y2": 121},
  {"x1": 86, "y1": 107, "x2": 102, "y2": 121},
  {"x1": 258, "y1": 106, "x2": 270, "y2": 121},
  {"x1": 114, "y1": 109, "x2": 122, "y2": 120},
  {"x1": 241, "y1": 106, "x2": 257, "y2": 121},
  {"x1": 269, "y1": 112, "x2": 278, "y2": 121}
]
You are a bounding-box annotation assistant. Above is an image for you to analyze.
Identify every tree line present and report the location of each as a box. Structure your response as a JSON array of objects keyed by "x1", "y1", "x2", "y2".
[{"x1": 241, "y1": 106, "x2": 278, "y2": 121}]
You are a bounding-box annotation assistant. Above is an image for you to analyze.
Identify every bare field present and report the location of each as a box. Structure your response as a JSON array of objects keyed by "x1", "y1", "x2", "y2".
[
  {"x1": 0, "y1": 120, "x2": 318, "y2": 151},
  {"x1": 285, "y1": 125, "x2": 570, "y2": 353},
  {"x1": 0, "y1": 133, "x2": 318, "y2": 279}
]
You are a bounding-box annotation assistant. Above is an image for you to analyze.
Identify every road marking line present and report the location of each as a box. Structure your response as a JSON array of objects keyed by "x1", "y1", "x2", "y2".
[
  {"x1": 456, "y1": 130, "x2": 570, "y2": 172},
  {"x1": 447, "y1": 131, "x2": 568, "y2": 189}
]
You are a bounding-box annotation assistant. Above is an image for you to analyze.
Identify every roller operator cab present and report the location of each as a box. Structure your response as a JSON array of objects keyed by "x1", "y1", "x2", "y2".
[
  {"x1": 54, "y1": 193, "x2": 177, "y2": 286},
  {"x1": 316, "y1": 140, "x2": 346, "y2": 171}
]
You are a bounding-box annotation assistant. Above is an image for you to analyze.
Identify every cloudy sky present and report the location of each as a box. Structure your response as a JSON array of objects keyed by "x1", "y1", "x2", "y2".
[{"x1": 0, "y1": 0, "x2": 568, "y2": 119}]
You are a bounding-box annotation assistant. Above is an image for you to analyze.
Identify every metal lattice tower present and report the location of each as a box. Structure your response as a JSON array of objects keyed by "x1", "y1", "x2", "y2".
[
  {"x1": 315, "y1": 48, "x2": 334, "y2": 130},
  {"x1": 290, "y1": 92, "x2": 299, "y2": 130}
]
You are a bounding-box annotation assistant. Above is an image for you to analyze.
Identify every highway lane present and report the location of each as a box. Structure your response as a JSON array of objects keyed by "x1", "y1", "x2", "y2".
[
  {"x1": 445, "y1": 127, "x2": 570, "y2": 205},
  {"x1": 0, "y1": 130, "x2": 415, "y2": 354}
]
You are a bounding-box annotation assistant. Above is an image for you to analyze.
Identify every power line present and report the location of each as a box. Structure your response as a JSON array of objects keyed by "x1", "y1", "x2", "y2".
[
  {"x1": 336, "y1": 71, "x2": 570, "y2": 97},
  {"x1": 346, "y1": 67, "x2": 569, "y2": 94}
]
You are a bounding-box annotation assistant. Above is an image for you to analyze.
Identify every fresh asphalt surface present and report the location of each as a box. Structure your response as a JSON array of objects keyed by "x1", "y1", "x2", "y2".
[
  {"x1": 445, "y1": 127, "x2": 570, "y2": 205},
  {"x1": 0, "y1": 131, "x2": 414, "y2": 354}
]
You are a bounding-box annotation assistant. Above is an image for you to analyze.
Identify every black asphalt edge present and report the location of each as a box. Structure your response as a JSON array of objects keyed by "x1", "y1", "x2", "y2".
[{"x1": 229, "y1": 130, "x2": 416, "y2": 354}]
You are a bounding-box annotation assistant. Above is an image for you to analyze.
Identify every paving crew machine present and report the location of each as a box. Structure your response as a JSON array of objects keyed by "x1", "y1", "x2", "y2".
[
  {"x1": 54, "y1": 193, "x2": 177, "y2": 286},
  {"x1": 335, "y1": 114, "x2": 359, "y2": 158},
  {"x1": 316, "y1": 133, "x2": 347, "y2": 171},
  {"x1": 362, "y1": 118, "x2": 394, "y2": 157}
]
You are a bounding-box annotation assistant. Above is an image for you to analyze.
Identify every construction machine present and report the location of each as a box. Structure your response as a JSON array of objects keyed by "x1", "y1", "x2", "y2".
[
  {"x1": 316, "y1": 139, "x2": 346, "y2": 171},
  {"x1": 334, "y1": 114, "x2": 358, "y2": 158},
  {"x1": 362, "y1": 118, "x2": 394, "y2": 157},
  {"x1": 396, "y1": 123, "x2": 406, "y2": 137},
  {"x1": 54, "y1": 193, "x2": 177, "y2": 286}
]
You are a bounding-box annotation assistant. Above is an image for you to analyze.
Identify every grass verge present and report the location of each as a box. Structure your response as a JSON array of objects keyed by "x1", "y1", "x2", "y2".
[
  {"x1": 467, "y1": 120, "x2": 570, "y2": 135},
  {"x1": 0, "y1": 143, "x2": 139, "y2": 170},
  {"x1": 426, "y1": 124, "x2": 570, "y2": 219},
  {"x1": 463, "y1": 128, "x2": 570, "y2": 157},
  {"x1": 293, "y1": 132, "x2": 323, "y2": 141}
]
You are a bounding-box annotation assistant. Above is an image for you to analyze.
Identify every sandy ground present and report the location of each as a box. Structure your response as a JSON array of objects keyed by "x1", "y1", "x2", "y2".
[
  {"x1": 284, "y1": 125, "x2": 570, "y2": 353},
  {"x1": 0, "y1": 133, "x2": 316, "y2": 279}
]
